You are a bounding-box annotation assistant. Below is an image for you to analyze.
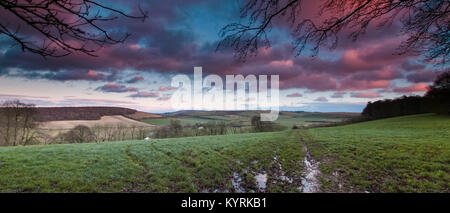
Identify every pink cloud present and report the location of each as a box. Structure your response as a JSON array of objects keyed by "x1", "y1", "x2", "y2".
[
  {"x1": 270, "y1": 60, "x2": 294, "y2": 68},
  {"x1": 128, "y1": 44, "x2": 141, "y2": 50},
  {"x1": 286, "y1": 92, "x2": 302, "y2": 97},
  {"x1": 339, "y1": 79, "x2": 391, "y2": 91},
  {"x1": 393, "y1": 83, "x2": 429, "y2": 93},
  {"x1": 158, "y1": 86, "x2": 177, "y2": 91},
  {"x1": 280, "y1": 73, "x2": 338, "y2": 91},
  {"x1": 157, "y1": 96, "x2": 171, "y2": 101}
]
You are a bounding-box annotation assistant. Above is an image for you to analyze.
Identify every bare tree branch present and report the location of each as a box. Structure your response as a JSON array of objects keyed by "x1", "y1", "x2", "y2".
[
  {"x1": 0, "y1": 0, "x2": 148, "y2": 57},
  {"x1": 218, "y1": 0, "x2": 449, "y2": 64}
]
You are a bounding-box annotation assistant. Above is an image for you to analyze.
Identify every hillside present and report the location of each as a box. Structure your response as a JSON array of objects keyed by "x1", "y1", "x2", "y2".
[
  {"x1": 0, "y1": 113, "x2": 448, "y2": 192},
  {"x1": 33, "y1": 107, "x2": 161, "y2": 122},
  {"x1": 144, "y1": 110, "x2": 360, "y2": 127},
  {"x1": 0, "y1": 130, "x2": 305, "y2": 192},
  {"x1": 303, "y1": 113, "x2": 450, "y2": 192}
]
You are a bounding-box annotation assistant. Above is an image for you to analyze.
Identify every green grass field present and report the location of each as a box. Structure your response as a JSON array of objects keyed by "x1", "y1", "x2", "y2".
[
  {"x1": 0, "y1": 130, "x2": 305, "y2": 192},
  {"x1": 142, "y1": 117, "x2": 214, "y2": 126},
  {"x1": 0, "y1": 113, "x2": 448, "y2": 193},
  {"x1": 303, "y1": 113, "x2": 450, "y2": 192},
  {"x1": 142, "y1": 111, "x2": 356, "y2": 127}
]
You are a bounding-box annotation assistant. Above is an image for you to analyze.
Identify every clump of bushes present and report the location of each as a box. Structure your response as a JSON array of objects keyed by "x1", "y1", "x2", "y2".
[
  {"x1": 60, "y1": 125, "x2": 96, "y2": 143},
  {"x1": 153, "y1": 116, "x2": 285, "y2": 139},
  {"x1": 54, "y1": 124, "x2": 152, "y2": 144},
  {"x1": 251, "y1": 115, "x2": 285, "y2": 132}
]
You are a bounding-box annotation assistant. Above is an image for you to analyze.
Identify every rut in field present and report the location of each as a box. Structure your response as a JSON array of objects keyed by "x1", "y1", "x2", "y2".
[
  {"x1": 299, "y1": 135, "x2": 321, "y2": 193},
  {"x1": 124, "y1": 145, "x2": 151, "y2": 192}
]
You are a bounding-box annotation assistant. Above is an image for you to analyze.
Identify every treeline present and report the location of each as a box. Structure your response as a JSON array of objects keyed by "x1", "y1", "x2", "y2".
[
  {"x1": 362, "y1": 71, "x2": 449, "y2": 120},
  {"x1": 53, "y1": 125, "x2": 152, "y2": 144},
  {"x1": 153, "y1": 116, "x2": 285, "y2": 139}
]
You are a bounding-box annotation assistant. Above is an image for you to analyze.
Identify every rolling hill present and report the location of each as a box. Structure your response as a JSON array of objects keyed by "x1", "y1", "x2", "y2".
[
  {"x1": 33, "y1": 107, "x2": 161, "y2": 122},
  {"x1": 143, "y1": 110, "x2": 359, "y2": 127},
  {"x1": 0, "y1": 113, "x2": 448, "y2": 192}
]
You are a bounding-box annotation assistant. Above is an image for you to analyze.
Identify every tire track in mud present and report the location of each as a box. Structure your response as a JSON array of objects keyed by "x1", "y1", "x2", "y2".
[
  {"x1": 124, "y1": 144, "x2": 150, "y2": 192},
  {"x1": 148, "y1": 141, "x2": 188, "y2": 164},
  {"x1": 299, "y1": 134, "x2": 321, "y2": 193},
  {"x1": 147, "y1": 141, "x2": 201, "y2": 192}
]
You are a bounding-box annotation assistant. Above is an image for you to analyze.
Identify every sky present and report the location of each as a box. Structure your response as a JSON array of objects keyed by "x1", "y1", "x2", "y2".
[{"x1": 0, "y1": 0, "x2": 445, "y2": 113}]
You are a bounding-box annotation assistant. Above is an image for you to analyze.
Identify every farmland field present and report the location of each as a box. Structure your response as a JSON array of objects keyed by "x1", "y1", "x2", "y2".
[
  {"x1": 142, "y1": 111, "x2": 357, "y2": 127},
  {"x1": 0, "y1": 130, "x2": 305, "y2": 192},
  {"x1": 0, "y1": 113, "x2": 448, "y2": 192},
  {"x1": 37, "y1": 115, "x2": 156, "y2": 137},
  {"x1": 303, "y1": 113, "x2": 450, "y2": 192}
]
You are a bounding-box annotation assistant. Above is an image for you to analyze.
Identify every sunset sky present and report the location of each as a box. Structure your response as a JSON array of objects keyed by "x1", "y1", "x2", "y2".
[{"x1": 0, "y1": 0, "x2": 443, "y2": 113}]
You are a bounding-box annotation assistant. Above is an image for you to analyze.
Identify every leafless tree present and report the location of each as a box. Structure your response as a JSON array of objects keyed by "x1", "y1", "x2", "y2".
[
  {"x1": 218, "y1": 0, "x2": 449, "y2": 63},
  {"x1": 61, "y1": 124, "x2": 95, "y2": 143},
  {"x1": 0, "y1": 0, "x2": 147, "y2": 57},
  {"x1": 0, "y1": 100, "x2": 37, "y2": 146}
]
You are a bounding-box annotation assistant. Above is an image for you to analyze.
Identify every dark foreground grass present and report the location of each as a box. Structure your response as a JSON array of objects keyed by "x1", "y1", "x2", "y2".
[
  {"x1": 303, "y1": 113, "x2": 450, "y2": 193},
  {"x1": 0, "y1": 130, "x2": 304, "y2": 192}
]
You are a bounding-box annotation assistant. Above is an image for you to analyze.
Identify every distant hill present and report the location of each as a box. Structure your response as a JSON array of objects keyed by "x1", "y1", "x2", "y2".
[
  {"x1": 163, "y1": 110, "x2": 359, "y2": 119},
  {"x1": 33, "y1": 107, "x2": 161, "y2": 122},
  {"x1": 144, "y1": 110, "x2": 360, "y2": 127}
]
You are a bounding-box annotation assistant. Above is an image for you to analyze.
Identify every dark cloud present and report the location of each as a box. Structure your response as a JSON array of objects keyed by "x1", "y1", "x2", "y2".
[
  {"x1": 331, "y1": 91, "x2": 346, "y2": 98},
  {"x1": 286, "y1": 92, "x2": 302, "y2": 97},
  {"x1": 314, "y1": 97, "x2": 328, "y2": 102},
  {"x1": 350, "y1": 92, "x2": 382, "y2": 98},
  {"x1": 157, "y1": 95, "x2": 172, "y2": 101},
  {"x1": 96, "y1": 83, "x2": 138, "y2": 93},
  {"x1": 401, "y1": 61, "x2": 426, "y2": 71},
  {"x1": 126, "y1": 75, "x2": 144, "y2": 83},
  {"x1": 406, "y1": 69, "x2": 439, "y2": 83},
  {"x1": 0, "y1": 0, "x2": 433, "y2": 103}
]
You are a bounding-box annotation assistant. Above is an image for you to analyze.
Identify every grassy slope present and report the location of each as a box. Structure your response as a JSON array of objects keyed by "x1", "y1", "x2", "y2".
[
  {"x1": 0, "y1": 131, "x2": 304, "y2": 192},
  {"x1": 142, "y1": 117, "x2": 214, "y2": 126},
  {"x1": 1, "y1": 113, "x2": 447, "y2": 193},
  {"x1": 304, "y1": 113, "x2": 450, "y2": 192},
  {"x1": 143, "y1": 111, "x2": 354, "y2": 127}
]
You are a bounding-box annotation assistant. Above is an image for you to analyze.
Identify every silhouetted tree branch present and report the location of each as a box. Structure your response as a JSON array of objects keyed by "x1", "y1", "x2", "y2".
[
  {"x1": 218, "y1": 0, "x2": 449, "y2": 63},
  {"x1": 0, "y1": 0, "x2": 148, "y2": 57}
]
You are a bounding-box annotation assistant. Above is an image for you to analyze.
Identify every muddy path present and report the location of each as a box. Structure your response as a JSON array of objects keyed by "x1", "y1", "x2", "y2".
[
  {"x1": 124, "y1": 145, "x2": 151, "y2": 192},
  {"x1": 299, "y1": 135, "x2": 321, "y2": 193}
]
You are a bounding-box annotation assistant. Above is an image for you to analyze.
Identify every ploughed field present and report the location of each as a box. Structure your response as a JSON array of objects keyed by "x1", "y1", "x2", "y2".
[{"x1": 0, "y1": 113, "x2": 448, "y2": 192}]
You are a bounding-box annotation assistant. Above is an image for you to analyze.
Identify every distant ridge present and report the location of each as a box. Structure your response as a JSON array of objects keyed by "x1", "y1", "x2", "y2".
[{"x1": 33, "y1": 107, "x2": 161, "y2": 122}]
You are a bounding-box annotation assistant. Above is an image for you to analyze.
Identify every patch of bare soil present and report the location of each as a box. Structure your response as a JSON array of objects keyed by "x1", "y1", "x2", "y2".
[
  {"x1": 299, "y1": 136, "x2": 321, "y2": 193},
  {"x1": 125, "y1": 111, "x2": 162, "y2": 120},
  {"x1": 231, "y1": 171, "x2": 246, "y2": 193}
]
